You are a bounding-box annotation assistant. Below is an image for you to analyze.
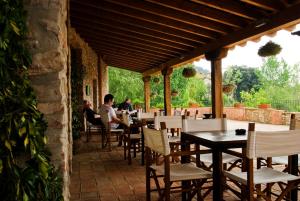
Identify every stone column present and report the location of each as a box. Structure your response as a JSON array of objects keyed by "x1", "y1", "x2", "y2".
[
  {"x1": 142, "y1": 76, "x2": 151, "y2": 112},
  {"x1": 162, "y1": 68, "x2": 173, "y2": 116},
  {"x1": 98, "y1": 55, "x2": 108, "y2": 105},
  {"x1": 205, "y1": 49, "x2": 228, "y2": 118},
  {"x1": 24, "y1": 0, "x2": 70, "y2": 200}
]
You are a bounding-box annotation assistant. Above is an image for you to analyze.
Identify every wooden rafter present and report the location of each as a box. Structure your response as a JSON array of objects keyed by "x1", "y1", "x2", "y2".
[
  {"x1": 241, "y1": 0, "x2": 285, "y2": 12},
  {"x1": 71, "y1": 0, "x2": 219, "y2": 39}
]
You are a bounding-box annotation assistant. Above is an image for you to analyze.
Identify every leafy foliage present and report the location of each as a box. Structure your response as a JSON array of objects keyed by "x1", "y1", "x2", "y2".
[{"x1": 0, "y1": 0, "x2": 63, "y2": 200}]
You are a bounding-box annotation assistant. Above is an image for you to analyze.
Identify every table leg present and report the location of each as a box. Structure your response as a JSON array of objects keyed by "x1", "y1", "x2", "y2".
[
  {"x1": 212, "y1": 149, "x2": 223, "y2": 201},
  {"x1": 289, "y1": 154, "x2": 298, "y2": 201}
]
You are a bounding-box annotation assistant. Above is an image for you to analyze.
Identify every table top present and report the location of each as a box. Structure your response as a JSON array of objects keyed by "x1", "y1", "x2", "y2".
[{"x1": 181, "y1": 130, "x2": 248, "y2": 149}]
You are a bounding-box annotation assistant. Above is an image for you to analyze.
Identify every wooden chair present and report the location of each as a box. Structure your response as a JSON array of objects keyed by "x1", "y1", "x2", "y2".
[
  {"x1": 144, "y1": 122, "x2": 212, "y2": 201},
  {"x1": 99, "y1": 111, "x2": 123, "y2": 151},
  {"x1": 182, "y1": 115, "x2": 242, "y2": 171},
  {"x1": 122, "y1": 112, "x2": 141, "y2": 165},
  {"x1": 224, "y1": 125, "x2": 300, "y2": 201},
  {"x1": 83, "y1": 112, "x2": 103, "y2": 143}
]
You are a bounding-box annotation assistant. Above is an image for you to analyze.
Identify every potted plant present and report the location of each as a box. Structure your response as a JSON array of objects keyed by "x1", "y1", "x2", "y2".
[
  {"x1": 234, "y1": 102, "x2": 244, "y2": 108},
  {"x1": 153, "y1": 77, "x2": 160, "y2": 84},
  {"x1": 171, "y1": 89, "x2": 179, "y2": 97},
  {"x1": 182, "y1": 67, "x2": 197, "y2": 78},
  {"x1": 258, "y1": 41, "x2": 282, "y2": 57},
  {"x1": 258, "y1": 103, "x2": 271, "y2": 109},
  {"x1": 222, "y1": 84, "x2": 236, "y2": 94}
]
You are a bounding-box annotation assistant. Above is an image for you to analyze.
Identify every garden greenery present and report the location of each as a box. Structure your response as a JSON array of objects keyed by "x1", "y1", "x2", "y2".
[{"x1": 0, "y1": 0, "x2": 63, "y2": 200}]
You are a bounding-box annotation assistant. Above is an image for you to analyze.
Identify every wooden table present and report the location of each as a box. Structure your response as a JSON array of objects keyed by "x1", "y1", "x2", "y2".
[{"x1": 181, "y1": 130, "x2": 299, "y2": 201}]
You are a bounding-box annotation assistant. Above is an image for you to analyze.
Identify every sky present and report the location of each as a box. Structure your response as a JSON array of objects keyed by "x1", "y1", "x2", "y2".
[{"x1": 194, "y1": 23, "x2": 300, "y2": 72}]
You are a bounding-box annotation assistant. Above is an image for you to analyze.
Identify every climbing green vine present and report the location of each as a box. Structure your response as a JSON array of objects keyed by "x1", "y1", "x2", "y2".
[{"x1": 0, "y1": 0, "x2": 63, "y2": 200}]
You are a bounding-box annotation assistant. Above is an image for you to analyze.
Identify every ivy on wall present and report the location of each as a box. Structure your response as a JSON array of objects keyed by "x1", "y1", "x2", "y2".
[{"x1": 0, "y1": 0, "x2": 63, "y2": 200}]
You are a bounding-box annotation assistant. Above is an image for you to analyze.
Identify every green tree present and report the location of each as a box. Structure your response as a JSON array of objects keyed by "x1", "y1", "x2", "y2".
[
  {"x1": 108, "y1": 67, "x2": 144, "y2": 106},
  {"x1": 223, "y1": 65, "x2": 261, "y2": 101}
]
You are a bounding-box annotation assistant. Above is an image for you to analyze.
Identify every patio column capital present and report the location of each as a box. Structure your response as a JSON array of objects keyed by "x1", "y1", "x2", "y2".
[
  {"x1": 142, "y1": 76, "x2": 151, "y2": 82},
  {"x1": 161, "y1": 67, "x2": 173, "y2": 76},
  {"x1": 205, "y1": 48, "x2": 228, "y2": 61}
]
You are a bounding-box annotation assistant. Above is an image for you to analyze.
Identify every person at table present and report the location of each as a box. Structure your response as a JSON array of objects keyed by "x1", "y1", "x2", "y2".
[
  {"x1": 118, "y1": 98, "x2": 133, "y2": 111},
  {"x1": 99, "y1": 94, "x2": 124, "y2": 129},
  {"x1": 83, "y1": 100, "x2": 102, "y2": 125}
]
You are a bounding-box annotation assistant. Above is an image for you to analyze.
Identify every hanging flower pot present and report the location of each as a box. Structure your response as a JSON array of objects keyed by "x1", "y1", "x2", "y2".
[
  {"x1": 182, "y1": 67, "x2": 196, "y2": 78},
  {"x1": 258, "y1": 41, "x2": 282, "y2": 57},
  {"x1": 222, "y1": 84, "x2": 236, "y2": 94},
  {"x1": 171, "y1": 90, "x2": 178, "y2": 97},
  {"x1": 153, "y1": 77, "x2": 160, "y2": 84}
]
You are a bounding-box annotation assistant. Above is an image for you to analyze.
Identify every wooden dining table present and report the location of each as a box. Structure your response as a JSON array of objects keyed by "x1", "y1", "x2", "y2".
[{"x1": 181, "y1": 130, "x2": 299, "y2": 201}]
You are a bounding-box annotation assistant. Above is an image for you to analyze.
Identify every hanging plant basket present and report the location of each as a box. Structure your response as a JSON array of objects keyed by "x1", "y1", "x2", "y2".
[
  {"x1": 182, "y1": 67, "x2": 196, "y2": 78},
  {"x1": 153, "y1": 77, "x2": 160, "y2": 84},
  {"x1": 171, "y1": 90, "x2": 179, "y2": 97},
  {"x1": 222, "y1": 84, "x2": 236, "y2": 94},
  {"x1": 258, "y1": 41, "x2": 282, "y2": 57}
]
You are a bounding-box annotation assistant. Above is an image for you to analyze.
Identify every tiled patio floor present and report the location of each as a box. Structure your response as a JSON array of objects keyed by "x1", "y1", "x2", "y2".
[{"x1": 70, "y1": 120, "x2": 297, "y2": 201}]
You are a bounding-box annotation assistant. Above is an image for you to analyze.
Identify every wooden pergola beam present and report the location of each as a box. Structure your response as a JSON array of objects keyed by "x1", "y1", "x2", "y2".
[
  {"x1": 241, "y1": 0, "x2": 285, "y2": 12},
  {"x1": 106, "y1": 60, "x2": 149, "y2": 72},
  {"x1": 85, "y1": 39, "x2": 170, "y2": 60},
  {"x1": 73, "y1": 23, "x2": 191, "y2": 53},
  {"x1": 191, "y1": 0, "x2": 265, "y2": 20},
  {"x1": 70, "y1": 15, "x2": 201, "y2": 48},
  {"x1": 152, "y1": 3, "x2": 300, "y2": 73},
  {"x1": 102, "y1": 0, "x2": 232, "y2": 34},
  {"x1": 103, "y1": 53, "x2": 161, "y2": 67},
  {"x1": 144, "y1": 0, "x2": 247, "y2": 28},
  {"x1": 70, "y1": 7, "x2": 210, "y2": 44},
  {"x1": 71, "y1": 0, "x2": 219, "y2": 40},
  {"x1": 75, "y1": 28, "x2": 186, "y2": 55}
]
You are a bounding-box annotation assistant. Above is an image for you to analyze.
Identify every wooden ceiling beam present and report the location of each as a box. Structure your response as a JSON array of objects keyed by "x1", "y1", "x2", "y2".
[
  {"x1": 71, "y1": 15, "x2": 199, "y2": 48},
  {"x1": 106, "y1": 60, "x2": 149, "y2": 72},
  {"x1": 82, "y1": 38, "x2": 171, "y2": 60},
  {"x1": 72, "y1": 22, "x2": 191, "y2": 52},
  {"x1": 241, "y1": 0, "x2": 285, "y2": 12},
  {"x1": 70, "y1": 6, "x2": 210, "y2": 44},
  {"x1": 71, "y1": 0, "x2": 219, "y2": 39},
  {"x1": 143, "y1": 3, "x2": 300, "y2": 75},
  {"x1": 103, "y1": 54, "x2": 160, "y2": 67},
  {"x1": 94, "y1": 46, "x2": 166, "y2": 63},
  {"x1": 191, "y1": 0, "x2": 265, "y2": 20},
  {"x1": 75, "y1": 27, "x2": 186, "y2": 55},
  {"x1": 101, "y1": 0, "x2": 232, "y2": 34},
  {"x1": 144, "y1": 0, "x2": 247, "y2": 28}
]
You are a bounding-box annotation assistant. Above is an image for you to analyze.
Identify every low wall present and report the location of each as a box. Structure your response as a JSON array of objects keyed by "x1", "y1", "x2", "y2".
[{"x1": 150, "y1": 107, "x2": 299, "y2": 125}]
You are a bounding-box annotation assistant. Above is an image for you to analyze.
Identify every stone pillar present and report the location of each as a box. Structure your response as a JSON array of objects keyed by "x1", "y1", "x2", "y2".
[
  {"x1": 98, "y1": 55, "x2": 108, "y2": 105},
  {"x1": 142, "y1": 76, "x2": 151, "y2": 112},
  {"x1": 205, "y1": 49, "x2": 228, "y2": 118},
  {"x1": 162, "y1": 68, "x2": 173, "y2": 116},
  {"x1": 25, "y1": 0, "x2": 70, "y2": 200}
]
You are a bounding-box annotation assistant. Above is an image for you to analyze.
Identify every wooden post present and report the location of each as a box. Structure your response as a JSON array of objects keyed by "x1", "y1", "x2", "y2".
[
  {"x1": 161, "y1": 67, "x2": 173, "y2": 116},
  {"x1": 142, "y1": 76, "x2": 151, "y2": 112},
  {"x1": 205, "y1": 49, "x2": 228, "y2": 118},
  {"x1": 98, "y1": 55, "x2": 108, "y2": 105}
]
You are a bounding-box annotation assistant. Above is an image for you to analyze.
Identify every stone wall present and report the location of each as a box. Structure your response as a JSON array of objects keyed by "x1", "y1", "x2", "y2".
[
  {"x1": 69, "y1": 28, "x2": 99, "y2": 110},
  {"x1": 24, "y1": 0, "x2": 71, "y2": 200}
]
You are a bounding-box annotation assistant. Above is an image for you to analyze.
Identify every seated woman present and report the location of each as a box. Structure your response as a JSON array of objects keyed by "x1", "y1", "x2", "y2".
[{"x1": 83, "y1": 100, "x2": 102, "y2": 125}]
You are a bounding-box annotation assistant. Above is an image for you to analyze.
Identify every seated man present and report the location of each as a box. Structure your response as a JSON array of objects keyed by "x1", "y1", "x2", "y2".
[
  {"x1": 118, "y1": 98, "x2": 133, "y2": 111},
  {"x1": 99, "y1": 94, "x2": 123, "y2": 129},
  {"x1": 83, "y1": 100, "x2": 102, "y2": 125}
]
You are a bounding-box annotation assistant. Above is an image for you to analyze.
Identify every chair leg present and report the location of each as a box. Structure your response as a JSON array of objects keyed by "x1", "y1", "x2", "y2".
[
  {"x1": 124, "y1": 140, "x2": 127, "y2": 160},
  {"x1": 128, "y1": 140, "x2": 132, "y2": 165},
  {"x1": 133, "y1": 142, "x2": 137, "y2": 158}
]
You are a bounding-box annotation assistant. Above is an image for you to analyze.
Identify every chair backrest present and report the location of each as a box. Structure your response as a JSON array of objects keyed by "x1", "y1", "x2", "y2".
[
  {"x1": 290, "y1": 113, "x2": 300, "y2": 130},
  {"x1": 83, "y1": 112, "x2": 88, "y2": 132},
  {"x1": 99, "y1": 109, "x2": 110, "y2": 131},
  {"x1": 143, "y1": 126, "x2": 170, "y2": 156},
  {"x1": 154, "y1": 115, "x2": 182, "y2": 130},
  {"x1": 138, "y1": 112, "x2": 154, "y2": 119},
  {"x1": 182, "y1": 117, "x2": 227, "y2": 132},
  {"x1": 247, "y1": 129, "x2": 300, "y2": 159}
]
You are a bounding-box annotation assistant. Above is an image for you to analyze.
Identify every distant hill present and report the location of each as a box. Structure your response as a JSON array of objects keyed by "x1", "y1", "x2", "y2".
[{"x1": 194, "y1": 66, "x2": 210, "y2": 74}]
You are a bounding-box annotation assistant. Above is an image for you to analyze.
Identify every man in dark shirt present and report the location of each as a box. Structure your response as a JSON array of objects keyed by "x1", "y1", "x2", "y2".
[
  {"x1": 83, "y1": 100, "x2": 102, "y2": 125},
  {"x1": 118, "y1": 98, "x2": 133, "y2": 111}
]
